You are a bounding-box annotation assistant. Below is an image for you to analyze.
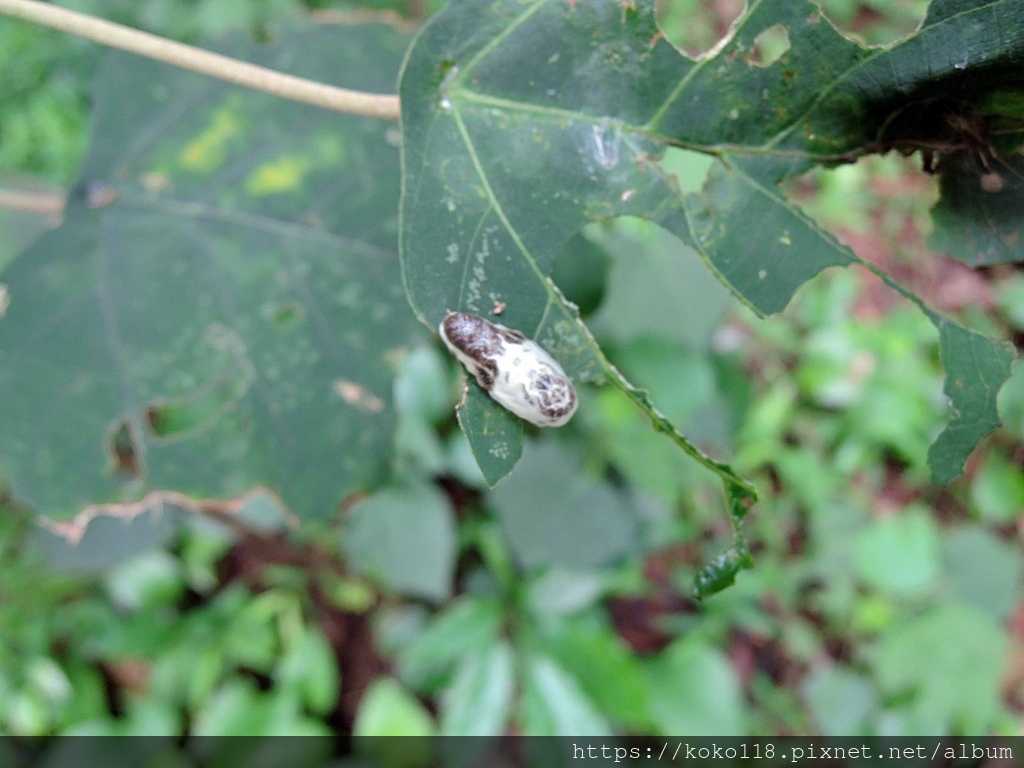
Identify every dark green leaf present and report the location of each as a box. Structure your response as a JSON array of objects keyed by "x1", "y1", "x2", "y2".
[
  {"x1": 0, "y1": 25, "x2": 419, "y2": 520},
  {"x1": 942, "y1": 526, "x2": 1023, "y2": 621},
  {"x1": 456, "y1": 384, "x2": 523, "y2": 486},
  {"x1": 399, "y1": 0, "x2": 1022, "y2": 485},
  {"x1": 928, "y1": 319, "x2": 1015, "y2": 482},
  {"x1": 931, "y1": 153, "x2": 1024, "y2": 265}
]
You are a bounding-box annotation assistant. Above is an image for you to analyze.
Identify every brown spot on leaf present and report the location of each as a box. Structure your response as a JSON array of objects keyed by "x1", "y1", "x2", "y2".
[
  {"x1": 333, "y1": 379, "x2": 385, "y2": 413},
  {"x1": 108, "y1": 418, "x2": 142, "y2": 480}
]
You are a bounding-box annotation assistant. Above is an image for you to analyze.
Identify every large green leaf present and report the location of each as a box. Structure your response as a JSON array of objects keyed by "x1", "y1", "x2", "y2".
[
  {"x1": 0, "y1": 173, "x2": 61, "y2": 272},
  {"x1": 0, "y1": 25, "x2": 420, "y2": 521},
  {"x1": 399, "y1": 0, "x2": 1021, "y2": 492}
]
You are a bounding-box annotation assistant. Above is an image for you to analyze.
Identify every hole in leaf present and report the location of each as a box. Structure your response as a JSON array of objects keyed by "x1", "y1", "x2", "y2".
[
  {"x1": 438, "y1": 59, "x2": 456, "y2": 79},
  {"x1": 811, "y1": 0, "x2": 928, "y2": 46},
  {"x1": 551, "y1": 228, "x2": 612, "y2": 317},
  {"x1": 108, "y1": 418, "x2": 142, "y2": 480},
  {"x1": 144, "y1": 370, "x2": 250, "y2": 439},
  {"x1": 145, "y1": 399, "x2": 217, "y2": 439},
  {"x1": 144, "y1": 324, "x2": 254, "y2": 439},
  {"x1": 267, "y1": 301, "x2": 302, "y2": 327},
  {"x1": 655, "y1": 0, "x2": 745, "y2": 58},
  {"x1": 746, "y1": 24, "x2": 790, "y2": 68}
]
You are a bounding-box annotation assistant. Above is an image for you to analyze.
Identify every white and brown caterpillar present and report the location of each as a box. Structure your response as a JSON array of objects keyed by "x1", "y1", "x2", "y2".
[{"x1": 439, "y1": 311, "x2": 577, "y2": 427}]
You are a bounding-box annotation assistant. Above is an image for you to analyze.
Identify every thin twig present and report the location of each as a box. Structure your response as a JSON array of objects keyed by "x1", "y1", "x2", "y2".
[{"x1": 0, "y1": 0, "x2": 401, "y2": 120}]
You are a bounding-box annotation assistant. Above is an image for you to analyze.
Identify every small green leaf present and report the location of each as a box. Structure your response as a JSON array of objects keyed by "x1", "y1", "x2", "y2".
[
  {"x1": 874, "y1": 603, "x2": 1007, "y2": 733},
  {"x1": 342, "y1": 485, "x2": 457, "y2": 602},
  {"x1": 648, "y1": 636, "x2": 746, "y2": 736},
  {"x1": 276, "y1": 626, "x2": 339, "y2": 716},
  {"x1": 692, "y1": 539, "x2": 754, "y2": 600},
  {"x1": 854, "y1": 508, "x2": 941, "y2": 596},
  {"x1": 456, "y1": 384, "x2": 523, "y2": 487},
  {"x1": 519, "y1": 652, "x2": 611, "y2": 736},
  {"x1": 192, "y1": 679, "x2": 268, "y2": 735},
  {"x1": 398, "y1": 596, "x2": 504, "y2": 692},
  {"x1": 439, "y1": 642, "x2": 514, "y2": 736},
  {"x1": 489, "y1": 440, "x2": 637, "y2": 570},
  {"x1": 801, "y1": 665, "x2": 877, "y2": 736},
  {"x1": 353, "y1": 677, "x2": 435, "y2": 737},
  {"x1": 103, "y1": 549, "x2": 184, "y2": 611}
]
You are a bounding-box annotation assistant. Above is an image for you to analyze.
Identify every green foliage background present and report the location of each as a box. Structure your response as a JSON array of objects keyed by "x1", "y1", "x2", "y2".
[{"x1": 1, "y1": 0, "x2": 1023, "y2": 739}]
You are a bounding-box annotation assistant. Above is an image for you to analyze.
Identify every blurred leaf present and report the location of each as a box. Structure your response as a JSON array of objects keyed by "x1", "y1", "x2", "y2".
[
  {"x1": 874, "y1": 603, "x2": 1007, "y2": 733},
  {"x1": 489, "y1": 440, "x2": 637, "y2": 569},
  {"x1": 342, "y1": 485, "x2": 457, "y2": 602},
  {"x1": 611, "y1": 339, "x2": 719, "y2": 429},
  {"x1": 586, "y1": 388, "x2": 697, "y2": 507},
  {"x1": 103, "y1": 549, "x2": 184, "y2": 610},
  {"x1": 0, "y1": 24, "x2": 420, "y2": 521},
  {"x1": 542, "y1": 617, "x2": 653, "y2": 731},
  {"x1": 353, "y1": 677, "x2": 436, "y2": 737},
  {"x1": 439, "y1": 641, "x2": 515, "y2": 736},
  {"x1": 399, "y1": 0, "x2": 1020, "y2": 484},
  {"x1": 941, "y1": 526, "x2": 1023, "y2": 621},
  {"x1": 970, "y1": 449, "x2": 1024, "y2": 523},
  {"x1": 398, "y1": 596, "x2": 504, "y2": 692},
  {"x1": 0, "y1": 173, "x2": 62, "y2": 271},
  {"x1": 519, "y1": 652, "x2": 611, "y2": 736},
  {"x1": 276, "y1": 626, "x2": 339, "y2": 716},
  {"x1": 191, "y1": 679, "x2": 273, "y2": 735},
  {"x1": 588, "y1": 217, "x2": 732, "y2": 348},
  {"x1": 930, "y1": 151, "x2": 1024, "y2": 266},
  {"x1": 395, "y1": 345, "x2": 452, "y2": 424},
  {"x1": 854, "y1": 508, "x2": 941, "y2": 597},
  {"x1": 526, "y1": 569, "x2": 604, "y2": 617},
  {"x1": 33, "y1": 502, "x2": 182, "y2": 572},
  {"x1": 118, "y1": 699, "x2": 181, "y2": 736},
  {"x1": 648, "y1": 636, "x2": 746, "y2": 736},
  {"x1": 224, "y1": 592, "x2": 282, "y2": 672},
  {"x1": 995, "y1": 275, "x2": 1024, "y2": 332},
  {"x1": 801, "y1": 664, "x2": 877, "y2": 736}
]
